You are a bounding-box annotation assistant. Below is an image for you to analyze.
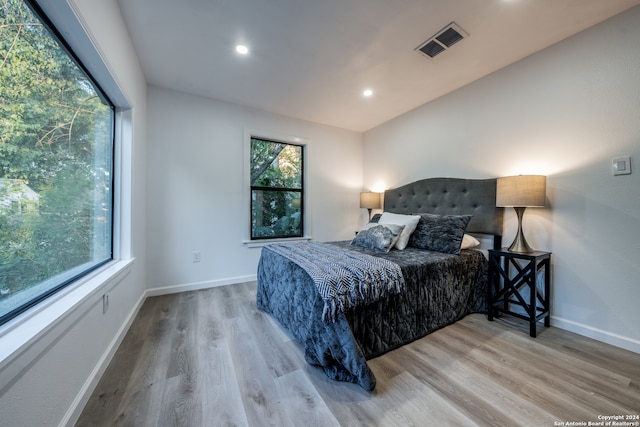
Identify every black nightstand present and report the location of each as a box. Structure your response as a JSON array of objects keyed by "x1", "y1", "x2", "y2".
[{"x1": 488, "y1": 248, "x2": 551, "y2": 337}]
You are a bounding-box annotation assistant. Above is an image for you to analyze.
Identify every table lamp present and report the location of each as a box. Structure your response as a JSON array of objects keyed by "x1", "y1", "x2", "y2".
[
  {"x1": 496, "y1": 175, "x2": 546, "y2": 253},
  {"x1": 360, "y1": 192, "x2": 381, "y2": 220}
]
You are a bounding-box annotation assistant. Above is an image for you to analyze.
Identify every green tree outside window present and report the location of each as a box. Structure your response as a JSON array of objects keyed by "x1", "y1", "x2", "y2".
[
  {"x1": 250, "y1": 138, "x2": 303, "y2": 239},
  {"x1": 0, "y1": 0, "x2": 114, "y2": 323}
]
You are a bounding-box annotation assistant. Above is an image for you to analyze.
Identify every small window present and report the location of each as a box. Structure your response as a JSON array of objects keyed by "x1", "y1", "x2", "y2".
[{"x1": 250, "y1": 137, "x2": 303, "y2": 239}]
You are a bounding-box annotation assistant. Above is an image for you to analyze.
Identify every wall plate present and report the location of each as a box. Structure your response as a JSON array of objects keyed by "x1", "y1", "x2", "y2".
[{"x1": 612, "y1": 156, "x2": 631, "y2": 176}]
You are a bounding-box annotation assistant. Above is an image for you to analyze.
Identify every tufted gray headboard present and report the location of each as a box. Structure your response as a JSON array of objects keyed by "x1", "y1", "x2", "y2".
[{"x1": 383, "y1": 177, "x2": 504, "y2": 249}]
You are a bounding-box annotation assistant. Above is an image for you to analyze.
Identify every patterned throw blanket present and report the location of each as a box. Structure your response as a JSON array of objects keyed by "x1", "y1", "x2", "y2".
[{"x1": 265, "y1": 242, "x2": 405, "y2": 322}]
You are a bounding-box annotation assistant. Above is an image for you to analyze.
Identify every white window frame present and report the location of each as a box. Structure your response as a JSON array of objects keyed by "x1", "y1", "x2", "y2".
[
  {"x1": 242, "y1": 128, "x2": 311, "y2": 247},
  {"x1": 0, "y1": 0, "x2": 134, "y2": 377}
]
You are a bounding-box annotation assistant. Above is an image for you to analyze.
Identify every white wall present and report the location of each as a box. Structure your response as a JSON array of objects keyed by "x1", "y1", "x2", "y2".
[
  {"x1": 364, "y1": 6, "x2": 640, "y2": 352},
  {"x1": 0, "y1": 1, "x2": 148, "y2": 426},
  {"x1": 146, "y1": 87, "x2": 363, "y2": 291}
]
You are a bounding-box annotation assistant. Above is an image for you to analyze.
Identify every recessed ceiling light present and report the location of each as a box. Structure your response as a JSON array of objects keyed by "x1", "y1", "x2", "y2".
[
  {"x1": 363, "y1": 89, "x2": 373, "y2": 97},
  {"x1": 235, "y1": 44, "x2": 249, "y2": 55}
]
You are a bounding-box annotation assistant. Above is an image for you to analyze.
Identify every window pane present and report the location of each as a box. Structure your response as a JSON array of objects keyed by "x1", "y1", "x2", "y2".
[
  {"x1": 251, "y1": 190, "x2": 302, "y2": 238},
  {"x1": 250, "y1": 137, "x2": 304, "y2": 240},
  {"x1": 0, "y1": 0, "x2": 114, "y2": 323},
  {"x1": 250, "y1": 138, "x2": 302, "y2": 189}
]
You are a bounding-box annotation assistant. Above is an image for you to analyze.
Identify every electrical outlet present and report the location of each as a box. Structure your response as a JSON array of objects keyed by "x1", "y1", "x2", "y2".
[
  {"x1": 192, "y1": 251, "x2": 201, "y2": 263},
  {"x1": 102, "y1": 293, "x2": 109, "y2": 314}
]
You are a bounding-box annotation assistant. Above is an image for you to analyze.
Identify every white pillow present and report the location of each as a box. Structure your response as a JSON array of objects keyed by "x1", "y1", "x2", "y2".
[
  {"x1": 378, "y1": 212, "x2": 421, "y2": 250},
  {"x1": 461, "y1": 234, "x2": 480, "y2": 249}
]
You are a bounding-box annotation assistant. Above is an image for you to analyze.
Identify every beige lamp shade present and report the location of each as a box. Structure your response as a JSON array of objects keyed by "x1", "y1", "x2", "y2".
[
  {"x1": 360, "y1": 192, "x2": 381, "y2": 210},
  {"x1": 496, "y1": 175, "x2": 546, "y2": 207},
  {"x1": 496, "y1": 175, "x2": 546, "y2": 253}
]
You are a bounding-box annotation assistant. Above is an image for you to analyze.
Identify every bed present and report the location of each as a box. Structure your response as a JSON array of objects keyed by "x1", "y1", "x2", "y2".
[{"x1": 256, "y1": 177, "x2": 503, "y2": 391}]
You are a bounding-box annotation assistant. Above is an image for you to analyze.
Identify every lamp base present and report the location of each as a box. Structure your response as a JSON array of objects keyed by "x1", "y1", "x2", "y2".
[{"x1": 507, "y1": 207, "x2": 535, "y2": 253}]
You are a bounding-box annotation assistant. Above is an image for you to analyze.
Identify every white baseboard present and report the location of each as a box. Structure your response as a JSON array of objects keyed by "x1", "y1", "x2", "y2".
[
  {"x1": 61, "y1": 291, "x2": 146, "y2": 427},
  {"x1": 60, "y1": 275, "x2": 256, "y2": 426},
  {"x1": 551, "y1": 315, "x2": 640, "y2": 354},
  {"x1": 145, "y1": 275, "x2": 257, "y2": 297}
]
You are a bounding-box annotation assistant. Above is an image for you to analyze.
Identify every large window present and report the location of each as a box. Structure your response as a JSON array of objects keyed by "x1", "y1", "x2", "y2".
[
  {"x1": 250, "y1": 137, "x2": 303, "y2": 239},
  {"x1": 0, "y1": 0, "x2": 114, "y2": 324}
]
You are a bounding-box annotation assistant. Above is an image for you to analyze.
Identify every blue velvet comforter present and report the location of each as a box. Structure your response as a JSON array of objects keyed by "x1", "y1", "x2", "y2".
[{"x1": 256, "y1": 241, "x2": 488, "y2": 391}]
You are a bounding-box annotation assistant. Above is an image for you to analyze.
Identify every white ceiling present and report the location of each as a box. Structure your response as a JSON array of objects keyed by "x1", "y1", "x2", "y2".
[{"x1": 118, "y1": 0, "x2": 640, "y2": 132}]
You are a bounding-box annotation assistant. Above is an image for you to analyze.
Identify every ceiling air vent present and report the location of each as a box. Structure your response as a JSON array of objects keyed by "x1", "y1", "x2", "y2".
[{"x1": 416, "y1": 22, "x2": 468, "y2": 58}]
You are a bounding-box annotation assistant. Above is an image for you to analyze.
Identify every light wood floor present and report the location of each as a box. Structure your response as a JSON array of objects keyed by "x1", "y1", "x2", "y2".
[{"x1": 76, "y1": 282, "x2": 640, "y2": 427}]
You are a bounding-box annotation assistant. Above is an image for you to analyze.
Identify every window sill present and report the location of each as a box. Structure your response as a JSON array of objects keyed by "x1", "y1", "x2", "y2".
[
  {"x1": 0, "y1": 258, "x2": 134, "y2": 381},
  {"x1": 243, "y1": 236, "x2": 312, "y2": 248}
]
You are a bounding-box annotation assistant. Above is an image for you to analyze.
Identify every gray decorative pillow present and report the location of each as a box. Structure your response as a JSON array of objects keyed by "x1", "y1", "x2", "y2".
[
  {"x1": 351, "y1": 223, "x2": 405, "y2": 252},
  {"x1": 409, "y1": 213, "x2": 472, "y2": 254}
]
